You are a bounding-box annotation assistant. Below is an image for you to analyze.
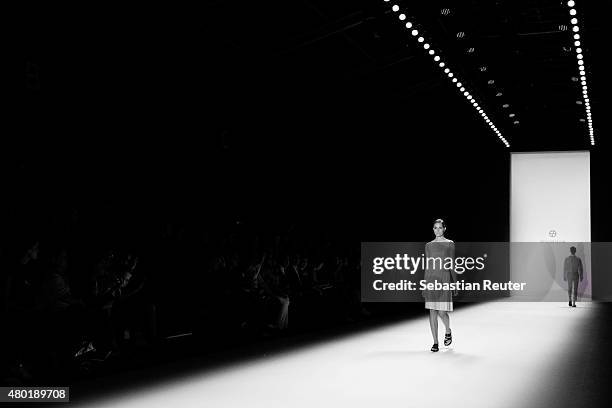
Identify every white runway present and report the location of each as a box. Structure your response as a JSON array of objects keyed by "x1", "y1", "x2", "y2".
[{"x1": 81, "y1": 302, "x2": 595, "y2": 408}]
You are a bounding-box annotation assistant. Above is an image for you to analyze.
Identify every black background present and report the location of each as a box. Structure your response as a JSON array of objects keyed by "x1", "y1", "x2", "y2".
[{"x1": 21, "y1": 1, "x2": 610, "y2": 253}]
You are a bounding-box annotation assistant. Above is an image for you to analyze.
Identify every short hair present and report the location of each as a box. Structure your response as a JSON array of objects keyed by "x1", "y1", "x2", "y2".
[
  {"x1": 570, "y1": 246, "x2": 577, "y2": 254},
  {"x1": 434, "y1": 218, "x2": 446, "y2": 229}
]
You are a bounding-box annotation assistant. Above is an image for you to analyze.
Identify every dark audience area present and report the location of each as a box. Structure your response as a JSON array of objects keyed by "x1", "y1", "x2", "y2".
[{"x1": 0, "y1": 203, "x2": 380, "y2": 386}]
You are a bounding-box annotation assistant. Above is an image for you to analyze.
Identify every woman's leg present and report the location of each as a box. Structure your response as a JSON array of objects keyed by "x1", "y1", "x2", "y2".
[
  {"x1": 438, "y1": 311, "x2": 451, "y2": 334},
  {"x1": 428, "y1": 309, "x2": 439, "y2": 343},
  {"x1": 277, "y1": 296, "x2": 290, "y2": 330}
]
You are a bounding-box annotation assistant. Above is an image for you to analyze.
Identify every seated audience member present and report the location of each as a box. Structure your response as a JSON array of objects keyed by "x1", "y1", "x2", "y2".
[{"x1": 110, "y1": 253, "x2": 157, "y2": 347}]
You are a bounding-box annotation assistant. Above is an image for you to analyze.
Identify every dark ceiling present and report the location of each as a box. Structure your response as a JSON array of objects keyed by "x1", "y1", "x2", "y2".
[
  {"x1": 24, "y1": 0, "x2": 607, "y2": 158},
  {"x1": 19, "y1": 0, "x2": 611, "y2": 241}
]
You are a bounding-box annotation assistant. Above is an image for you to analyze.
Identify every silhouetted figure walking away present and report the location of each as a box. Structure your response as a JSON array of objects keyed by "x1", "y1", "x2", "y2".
[{"x1": 564, "y1": 246, "x2": 583, "y2": 307}]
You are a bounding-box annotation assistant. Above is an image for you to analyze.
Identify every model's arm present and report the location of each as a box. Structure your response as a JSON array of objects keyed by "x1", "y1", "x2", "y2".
[
  {"x1": 579, "y1": 258, "x2": 584, "y2": 281},
  {"x1": 449, "y1": 242, "x2": 458, "y2": 283},
  {"x1": 563, "y1": 257, "x2": 569, "y2": 281},
  {"x1": 424, "y1": 243, "x2": 430, "y2": 274}
]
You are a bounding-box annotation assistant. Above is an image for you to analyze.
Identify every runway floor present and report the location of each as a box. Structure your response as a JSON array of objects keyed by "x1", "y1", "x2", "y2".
[{"x1": 73, "y1": 301, "x2": 609, "y2": 408}]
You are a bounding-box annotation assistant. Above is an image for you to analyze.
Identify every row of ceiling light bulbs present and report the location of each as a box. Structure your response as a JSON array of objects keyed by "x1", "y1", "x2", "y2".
[
  {"x1": 384, "y1": 1, "x2": 510, "y2": 147},
  {"x1": 566, "y1": 1, "x2": 594, "y2": 146}
]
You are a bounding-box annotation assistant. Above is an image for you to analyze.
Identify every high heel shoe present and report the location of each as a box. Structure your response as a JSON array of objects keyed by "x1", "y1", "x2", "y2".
[
  {"x1": 431, "y1": 343, "x2": 439, "y2": 352},
  {"x1": 444, "y1": 331, "x2": 452, "y2": 346}
]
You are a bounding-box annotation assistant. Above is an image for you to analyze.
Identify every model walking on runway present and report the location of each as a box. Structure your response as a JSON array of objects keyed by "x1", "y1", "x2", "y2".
[{"x1": 422, "y1": 219, "x2": 457, "y2": 352}]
